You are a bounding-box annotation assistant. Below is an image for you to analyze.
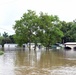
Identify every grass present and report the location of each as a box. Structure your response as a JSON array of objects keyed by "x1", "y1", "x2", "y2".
[{"x1": 0, "y1": 50, "x2": 4, "y2": 55}]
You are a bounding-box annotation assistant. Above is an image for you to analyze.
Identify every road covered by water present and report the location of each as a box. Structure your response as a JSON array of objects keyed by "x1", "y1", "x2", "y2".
[{"x1": 0, "y1": 48, "x2": 76, "y2": 75}]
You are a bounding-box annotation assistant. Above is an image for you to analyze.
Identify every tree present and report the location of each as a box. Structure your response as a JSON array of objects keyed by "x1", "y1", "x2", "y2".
[
  {"x1": 13, "y1": 10, "x2": 63, "y2": 50},
  {"x1": 9, "y1": 35, "x2": 15, "y2": 43},
  {"x1": 3, "y1": 32, "x2": 8, "y2": 38},
  {"x1": 60, "y1": 21, "x2": 73, "y2": 42},
  {"x1": 13, "y1": 10, "x2": 39, "y2": 49},
  {"x1": 68, "y1": 21, "x2": 76, "y2": 41},
  {"x1": 0, "y1": 36, "x2": 3, "y2": 44},
  {"x1": 38, "y1": 13, "x2": 63, "y2": 49},
  {"x1": 1, "y1": 32, "x2": 15, "y2": 47}
]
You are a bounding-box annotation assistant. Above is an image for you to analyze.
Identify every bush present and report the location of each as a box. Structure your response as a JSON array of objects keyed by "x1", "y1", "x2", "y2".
[{"x1": 0, "y1": 50, "x2": 4, "y2": 55}]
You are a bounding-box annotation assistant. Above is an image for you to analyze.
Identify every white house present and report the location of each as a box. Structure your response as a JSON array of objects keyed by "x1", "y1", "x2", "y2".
[
  {"x1": 4, "y1": 44, "x2": 18, "y2": 50},
  {"x1": 64, "y1": 42, "x2": 76, "y2": 50}
]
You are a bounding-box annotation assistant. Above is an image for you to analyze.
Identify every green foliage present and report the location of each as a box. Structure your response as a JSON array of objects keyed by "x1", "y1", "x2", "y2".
[
  {"x1": 3, "y1": 32, "x2": 8, "y2": 38},
  {"x1": 0, "y1": 36, "x2": 3, "y2": 44},
  {"x1": 13, "y1": 10, "x2": 63, "y2": 47},
  {"x1": 60, "y1": 21, "x2": 76, "y2": 42},
  {"x1": 38, "y1": 13, "x2": 63, "y2": 47},
  {"x1": 13, "y1": 10, "x2": 39, "y2": 46},
  {"x1": 0, "y1": 50, "x2": 4, "y2": 55},
  {"x1": 68, "y1": 21, "x2": 76, "y2": 41},
  {"x1": 0, "y1": 32, "x2": 15, "y2": 47}
]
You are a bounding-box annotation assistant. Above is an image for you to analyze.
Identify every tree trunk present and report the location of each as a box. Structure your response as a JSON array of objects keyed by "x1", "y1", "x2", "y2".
[
  {"x1": 29, "y1": 43, "x2": 31, "y2": 50},
  {"x1": 34, "y1": 43, "x2": 37, "y2": 51}
]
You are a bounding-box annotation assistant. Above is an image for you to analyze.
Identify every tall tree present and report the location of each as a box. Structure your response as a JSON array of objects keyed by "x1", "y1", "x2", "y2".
[
  {"x1": 38, "y1": 12, "x2": 63, "y2": 48},
  {"x1": 13, "y1": 10, "x2": 38, "y2": 48},
  {"x1": 13, "y1": 10, "x2": 63, "y2": 50}
]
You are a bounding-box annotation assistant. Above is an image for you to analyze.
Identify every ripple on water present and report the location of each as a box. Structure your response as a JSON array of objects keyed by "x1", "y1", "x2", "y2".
[
  {"x1": 50, "y1": 66, "x2": 76, "y2": 75},
  {"x1": 14, "y1": 66, "x2": 76, "y2": 75}
]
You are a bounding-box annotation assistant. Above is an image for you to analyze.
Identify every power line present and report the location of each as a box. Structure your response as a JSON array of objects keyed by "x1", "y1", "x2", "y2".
[
  {"x1": 0, "y1": 0, "x2": 19, "y2": 6},
  {"x1": 0, "y1": 27, "x2": 14, "y2": 33}
]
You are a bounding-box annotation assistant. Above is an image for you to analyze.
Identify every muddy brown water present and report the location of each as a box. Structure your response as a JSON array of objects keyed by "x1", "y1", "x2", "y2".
[{"x1": 0, "y1": 48, "x2": 76, "y2": 75}]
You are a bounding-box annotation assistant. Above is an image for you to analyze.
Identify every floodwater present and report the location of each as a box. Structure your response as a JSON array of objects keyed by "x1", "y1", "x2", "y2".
[{"x1": 0, "y1": 48, "x2": 76, "y2": 75}]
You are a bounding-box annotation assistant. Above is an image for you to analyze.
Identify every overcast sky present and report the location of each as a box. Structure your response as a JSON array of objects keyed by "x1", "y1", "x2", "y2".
[{"x1": 0, "y1": 0, "x2": 76, "y2": 35}]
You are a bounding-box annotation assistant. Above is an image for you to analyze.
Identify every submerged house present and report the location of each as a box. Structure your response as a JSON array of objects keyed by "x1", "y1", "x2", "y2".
[
  {"x1": 64, "y1": 42, "x2": 76, "y2": 50},
  {"x1": 4, "y1": 44, "x2": 18, "y2": 50}
]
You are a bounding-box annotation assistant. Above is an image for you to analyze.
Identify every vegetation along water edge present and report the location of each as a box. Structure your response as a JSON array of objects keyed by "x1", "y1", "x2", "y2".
[{"x1": 0, "y1": 50, "x2": 4, "y2": 55}]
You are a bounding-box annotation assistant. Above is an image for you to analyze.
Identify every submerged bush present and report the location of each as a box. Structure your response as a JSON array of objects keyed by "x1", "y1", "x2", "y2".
[{"x1": 0, "y1": 50, "x2": 4, "y2": 55}]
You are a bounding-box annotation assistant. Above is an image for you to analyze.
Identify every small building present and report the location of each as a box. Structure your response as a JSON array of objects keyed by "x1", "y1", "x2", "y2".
[
  {"x1": 64, "y1": 42, "x2": 76, "y2": 50},
  {"x1": 4, "y1": 44, "x2": 18, "y2": 51}
]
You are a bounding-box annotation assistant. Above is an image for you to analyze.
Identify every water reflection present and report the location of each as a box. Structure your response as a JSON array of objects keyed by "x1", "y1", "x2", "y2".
[
  {"x1": 0, "y1": 51, "x2": 16, "y2": 75},
  {"x1": 0, "y1": 49, "x2": 76, "y2": 75},
  {"x1": 64, "y1": 50, "x2": 76, "y2": 60}
]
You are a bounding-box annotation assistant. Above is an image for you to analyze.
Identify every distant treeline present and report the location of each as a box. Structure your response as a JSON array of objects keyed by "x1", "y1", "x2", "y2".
[{"x1": 0, "y1": 32, "x2": 15, "y2": 47}]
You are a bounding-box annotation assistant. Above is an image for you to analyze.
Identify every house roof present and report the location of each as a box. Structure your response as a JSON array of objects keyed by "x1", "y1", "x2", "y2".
[{"x1": 65, "y1": 42, "x2": 76, "y2": 45}]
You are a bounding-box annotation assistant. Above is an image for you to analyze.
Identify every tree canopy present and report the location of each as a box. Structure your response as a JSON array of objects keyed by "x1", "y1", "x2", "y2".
[{"x1": 13, "y1": 10, "x2": 63, "y2": 48}]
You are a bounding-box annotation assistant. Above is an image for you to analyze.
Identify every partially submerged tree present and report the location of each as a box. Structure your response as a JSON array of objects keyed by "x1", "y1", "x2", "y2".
[
  {"x1": 13, "y1": 10, "x2": 39, "y2": 50},
  {"x1": 13, "y1": 10, "x2": 63, "y2": 50},
  {"x1": 38, "y1": 13, "x2": 63, "y2": 49}
]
